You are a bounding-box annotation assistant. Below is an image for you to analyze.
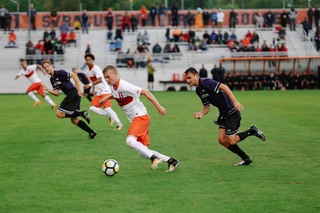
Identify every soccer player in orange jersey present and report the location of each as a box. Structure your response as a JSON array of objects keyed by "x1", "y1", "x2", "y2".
[
  {"x1": 14, "y1": 59, "x2": 56, "y2": 109},
  {"x1": 83, "y1": 53, "x2": 123, "y2": 130},
  {"x1": 100, "y1": 65, "x2": 179, "y2": 172}
]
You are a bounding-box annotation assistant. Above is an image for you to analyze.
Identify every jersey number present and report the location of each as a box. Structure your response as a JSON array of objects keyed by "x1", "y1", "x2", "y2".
[{"x1": 118, "y1": 92, "x2": 124, "y2": 99}]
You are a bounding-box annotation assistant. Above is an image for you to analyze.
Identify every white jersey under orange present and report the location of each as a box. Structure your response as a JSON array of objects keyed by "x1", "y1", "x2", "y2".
[
  {"x1": 86, "y1": 64, "x2": 111, "y2": 96},
  {"x1": 111, "y1": 79, "x2": 147, "y2": 122},
  {"x1": 17, "y1": 65, "x2": 41, "y2": 84}
]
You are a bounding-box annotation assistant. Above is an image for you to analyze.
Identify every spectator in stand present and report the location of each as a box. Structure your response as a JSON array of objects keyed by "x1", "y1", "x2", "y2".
[
  {"x1": 34, "y1": 40, "x2": 44, "y2": 64},
  {"x1": 219, "y1": 64, "x2": 225, "y2": 83},
  {"x1": 50, "y1": 28, "x2": 56, "y2": 40},
  {"x1": 149, "y1": 4, "x2": 157, "y2": 26},
  {"x1": 229, "y1": 8, "x2": 237, "y2": 28},
  {"x1": 105, "y1": 7, "x2": 113, "y2": 31},
  {"x1": 4, "y1": 10, "x2": 11, "y2": 33},
  {"x1": 172, "y1": 28, "x2": 180, "y2": 42},
  {"x1": 81, "y1": 9, "x2": 89, "y2": 34},
  {"x1": 25, "y1": 40, "x2": 35, "y2": 65},
  {"x1": 115, "y1": 38, "x2": 122, "y2": 52},
  {"x1": 43, "y1": 28, "x2": 50, "y2": 40},
  {"x1": 60, "y1": 21, "x2": 70, "y2": 33},
  {"x1": 50, "y1": 8, "x2": 58, "y2": 27},
  {"x1": 302, "y1": 17, "x2": 311, "y2": 36},
  {"x1": 199, "y1": 64, "x2": 208, "y2": 78},
  {"x1": 288, "y1": 6, "x2": 297, "y2": 31},
  {"x1": 230, "y1": 31, "x2": 237, "y2": 41},
  {"x1": 115, "y1": 26, "x2": 123, "y2": 40},
  {"x1": 314, "y1": 8, "x2": 320, "y2": 29},
  {"x1": 60, "y1": 29, "x2": 68, "y2": 45},
  {"x1": 188, "y1": 27, "x2": 196, "y2": 43},
  {"x1": 171, "y1": 4, "x2": 179, "y2": 26},
  {"x1": 245, "y1": 30, "x2": 253, "y2": 40},
  {"x1": 8, "y1": 30, "x2": 16, "y2": 46},
  {"x1": 202, "y1": 8, "x2": 210, "y2": 27},
  {"x1": 44, "y1": 37, "x2": 53, "y2": 55},
  {"x1": 142, "y1": 30, "x2": 151, "y2": 46},
  {"x1": 265, "y1": 9, "x2": 275, "y2": 28},
  {"x1": 73, "y1": 17, "x2": 81, "y2": 30},
  {"x1": 122, "y1": 12, "x2": 131, "y2": 32},
  {"x1": 211, "y1": 8, "x2": 217, "y2": 27},
  {"x1": 28, "y1": 4, "x2": 37, "y2": 30},
  {"x1": 163, "y1": 42, "x2": 171, "y2": 60},
  {"x1": 195, "y1": 8, "x2": 204, "y2": 29},
  {"x1": 0, "y1": 4, "x2": 6, "y2": 31},
  {"x1": 136, "y1": 32, "x2": 143, "y2": 45},
  {"x1": 199, "y1": 38, "x2": 208, "y2": 50},
  {"x1": 171, "y1": 44, "x2": 181, "y2": 60},
  {"x1": 261, "y1": 40, "x2": 269, "y2": 51},
  {"x1": 211, "y1": 64, "x2": 220, "y2": 81},
  {"x1": 140, "y1": 5, "x2": 148, "y2": 27},
  {"x1": 223, "y1": 31, "x2": 229, "y2": 44},
  {"x1": 152, "y1": 42, "x2": 162, "y2": 53},
  {"x1": 251, "y1": 31, "x2": 259, "y2": 44},
  {"x1": 307, "y1": 7, "x2": 314, "y2": 29},
  {"x1": 158, "y1": 3, "x2": 167, "y2": 27},
  {"x1": 134, "y1": 42, "x2": 148, "y2": 68},
  {"x1": 184, "y1": 9, "x2": 194, "y2": 28},
  {"x1": 131, "y1": 14, "x2": 138, "y2": 32},
  {"x1": 314, "y1": 28, "x2": 320, "y2": 51},
  {"x1": 68, "y1": 30, "x2": 77, "y2": 47},
  {"x1": 255, "y1": 13, "x2": 264, "y2": 28},
  {"x1": 217, "y1": 9, "x2": 224, "y2": 28},
  {"x1": 280, "y1": 10, "x2": 289, "y2": 28}
]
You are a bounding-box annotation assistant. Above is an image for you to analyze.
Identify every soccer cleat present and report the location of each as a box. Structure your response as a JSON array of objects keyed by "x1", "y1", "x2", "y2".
[
  {"x1": 109, "y1": 118, "x2": 114, "y2": 126},
  {"x1": 52, "y1": 104, "x2": 57, "y2": 110},
  {"x1": 150, "y1": 157, "x2": 162, "y2": 169},
  {"x1": 250, "y1": 125, "x2": 266, "y2": 141},
  {"x1": 82, "y1": 110, "x2": 91, "y2": 124},
  {"x1": 88, "y1": 131, "x2": 97, "y2": 139},
  {"x1": 114, "y1": 126, "x2": 123, "y2": 131},
  {"x1": 165, "y1": 158, "x2": 180, "y2": 172},
  {"x1": 33, "y1": 100, "x2": 41, "y2": 107},
  {"x1": 234, "y1": 158, "x2": 252, "y2": 166}
]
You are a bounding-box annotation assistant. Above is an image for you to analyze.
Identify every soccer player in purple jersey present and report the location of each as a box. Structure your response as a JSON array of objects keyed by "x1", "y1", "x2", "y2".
[
  {"x1": 184, "y1": 67, "x2": 266, "y2": 166},
  {"x1": 41, "y1": 60, "x2": 97, "y2": 139}
]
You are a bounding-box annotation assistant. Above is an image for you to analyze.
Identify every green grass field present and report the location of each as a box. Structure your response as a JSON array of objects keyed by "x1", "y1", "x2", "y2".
[{"x1": 0, "y1": 91, "x2": 319, "y2": 213}]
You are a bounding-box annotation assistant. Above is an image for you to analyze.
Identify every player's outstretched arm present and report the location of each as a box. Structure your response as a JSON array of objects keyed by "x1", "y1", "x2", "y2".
[
  {"x1": 219, "y1": 83, "x2": 244, "y2": 112},
  {"x1": 194, "y1": 105, "x2": 210, "y2": 119},
  {"x1": 43, "y1": 85, "x2": 59, "y2": 96},
  {"x1": 99, "y1": 94, "x2": 114, "y2": 105},
  {"x1": 141, "y1": 89, "x2": 166, "y2": 116},
  {"x1": 36, "y1": 64, "x2": 46, "y2": 75},
  {"x1": 70, "y1": 72, "x2": 83, "y2": 96}
]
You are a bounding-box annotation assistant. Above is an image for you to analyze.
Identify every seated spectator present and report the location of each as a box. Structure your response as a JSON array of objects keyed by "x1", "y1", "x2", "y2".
[
  {"x1": 209, "y1": 30, "x2": 217, "y2": 44},
  {"x1": 261, "y1": 40, "x2": 269, "y2": 51},
  {"x1": 180, "y1": 31, "x2": 189, "y2": 42},
  {"x1": 222, "y1": 31, "x2": 229, "y2": 44},
  {"x1": 163, "y1": 42, "x2": 171, "y2": 60},
  {"x1": 34, "y1": 40, "x2": 45, "y2": 54},
  {"x1": 142, "y1": 30, "x2": 150, "y2": 46},
  {"x1": 107, "y1": 30, "x2": 113, "y2": 40},
  {"x1": 251, "y1": 31, "x2": 259, "y2": 44},
  {"x1": 188, "y1": 28, "x2": 196, "y2": 43},
  {"x1": 60, "y1": 21, "x2": 70, "y2": 33},
  {"x1": 278, "y1": 27, "x2": 286, "y2": 39},
  {"x1": 188, "y1": 39, "x2": 197, "y2": 51},
  {"x1": 67, "y1": 30, "x2": 77, "y2": 47},
  {"x1": 60, "y1": 29, "x2": 68, "y2": 45},
  {"x1": 73, "y1": 17, "x2": 81, "y2": 30},
  {"x1": 171, "y1": 44, "x2": 181, "y2": 59},
  {"x1": 125, "y1": 48, "x2": 135, "y2": 68},
  {"x1": 25, "y1": 40, "x2": 35, "y2": 65},
  {"x1": 50, "y1": 28, "x2": 56, "y2": 40},
  {"x1": 199, "y1": 38, "x2": 208, "y2": 51},
  {"x1": 245, "y1": 30, "x2": 253, "y2": 40},
  {"x1": 115, "y1": 38, "x2": 122, "y2": 51},
  {"x1": 202, "y1": 30, "x2": 210, "y2": 41},
  {"x1": 165, "y1": 28, "x2": 171, "y2": 42},
  {"x1": 216, "y1": 30, "x2": 223, "y2": 44},
  {"x1": 115, "y1": 26, "x2": 123, "y2": 40},
  {"x1": 136, "y1": 32, "x2": 143, "y2": 45},
  {"x1": 242, "y1": 37, "x2": 251, "y2": 47},
  {"x1": 44, "y1": 37, "x2": 53, "y2": 54},
  {"x1": 134, "y1": 42, "x2": 148, "y2": 68},
  {"x1": 152, "y1": 42, "x2": 162, "y2": 53},
  {"x1": 43, "y1": 28, "x2": 50, "y2": 41},
  {"x1": 172, "y1": 28, "x2": 180, "y2": 42},
  {"x1": 229, "y1": 31, "x2": 237, "y2": 41},
  {"x1": 8, "y1": 30, "x2": 17, "y2": 46}
]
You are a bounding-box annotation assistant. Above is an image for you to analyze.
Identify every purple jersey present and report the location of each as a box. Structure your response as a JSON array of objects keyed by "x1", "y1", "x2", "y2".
[
  {"x1": 196, "y1": 78, "x2": 236, "y2": 116},
  {"x1": 50, "y1": 70, "x2": 75, "y2": 95}
]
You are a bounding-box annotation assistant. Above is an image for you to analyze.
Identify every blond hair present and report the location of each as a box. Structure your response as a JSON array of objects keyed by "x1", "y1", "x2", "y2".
[{"x1": 103, "y1": 65, "x2": 118, "y2": 74}]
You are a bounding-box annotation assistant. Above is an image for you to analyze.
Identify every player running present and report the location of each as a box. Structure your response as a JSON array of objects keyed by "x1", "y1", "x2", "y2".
[
  {"x1": 83, "y1": 54, "x2": 123, "y2": 130},
  {"x1": 15, "y1": 59, "x2": 56, "y2": 109},
  {"x1": 100, "y1": 65, "x2": 179, "y2": 172}
]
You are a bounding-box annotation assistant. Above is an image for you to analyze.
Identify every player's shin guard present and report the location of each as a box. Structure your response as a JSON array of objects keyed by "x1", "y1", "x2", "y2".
[
  {"x1": 228, "y1": 144, "x2": 250, "y2": 160},
  {"x1": 77, "y1": 120, "x2": 94, "y2": 133},
  {"x1": 126, "y1": 136, "x2": 153, "y2": 158},
  {"x1": 104, "y1": 107, "x2": 122, "y2": 126}
]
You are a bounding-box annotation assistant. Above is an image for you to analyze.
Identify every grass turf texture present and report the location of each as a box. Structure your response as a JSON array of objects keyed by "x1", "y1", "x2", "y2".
[{"x1": 0, "y1": 91, "x2": 319, "y2": 213}]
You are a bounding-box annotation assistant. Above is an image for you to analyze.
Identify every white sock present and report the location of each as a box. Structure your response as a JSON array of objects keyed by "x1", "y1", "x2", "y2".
[
  {"x1": 28, "y1": 92, "x2": 39, "y2": 102},
  {"x1": 44, "y1": 95, "x2": 55, "y2": 106},
  {"x1": 105, "y1": 107, "x2": 122, "y2": 126},
  {"x1": 126, "y1": 136, "x2": 153, "y2": 158},
  {"x1": 150, "y1": 150, "x2": 170, "y2": 162},
  {"x1": 89, "y1": 106, "x2": 108, "y2": 116}
]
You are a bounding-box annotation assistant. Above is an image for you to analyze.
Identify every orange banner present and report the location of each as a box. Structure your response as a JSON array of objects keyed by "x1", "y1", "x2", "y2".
[{"x1": 11, "y1": 9, "x2": 307, "y2": 29}]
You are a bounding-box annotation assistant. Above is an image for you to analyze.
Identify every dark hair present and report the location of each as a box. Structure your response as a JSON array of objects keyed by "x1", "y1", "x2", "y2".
[
  {"x1": 84, "y1": 53, "x2": 95, "y2": 60},
  {"x1": 184, "y1": 67, "x2": 199, "y2": 75},
  {"x1": 20, "y1": 59, "x2": 26, "y2": 62}
]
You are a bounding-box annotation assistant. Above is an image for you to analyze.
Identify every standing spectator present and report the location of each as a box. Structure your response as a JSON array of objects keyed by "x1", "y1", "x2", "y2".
[
  {"x1": 217, "y1": 9, "x2": 224, "y2": 28},
  {"x1": 219, "y1": 64, "x2": 226, "y2": 83},
  {"x1": 314, "y1": 28, "x2": 320, "y2": 51},
  {"x1": 202, "y1": 8, "x2": 210, "y2": 27},
  {"x1": 229, "y1": 8, "x2": 237, "y2": 28},
  {"x1": 140, "y1": 5, "x2": 148, "y2": 27},
  {"x1": 149, "y1": 5, "x2": 157, "y2": 26},
  {"x1": 280, "y1": 10, "x2": 289, "y2": 28},
  {"x1": 8, "y1": 30, "x2": 17, "y2": 46},
  {"x1": 50, "y1": 8, "x2": 58, "y2": 27},
  {"x1": 73, "y1": 17, "x2": 81, "y2": 30},
  {"x1": 81, "y1": 9, "x2": 89, "y2": 34},
  {"x1": 146, "y1": 58, "x2": 155, "y2": 91},
  {"x1": 121, "y1": 12, "x2": 131, "y2": 32},
  {"x1": 50, "y1": 27, "x2": 56, "y2": 40},
  {"x1": 255, "y1": 13, "x2": 264, "y2": 28},
  {"x1": 114, "y1": 26, "x2": 123, "y2": 40},
  {"x1": 25, "y1": 40, "x2": 35, "y2": 65},
  {"x1": 43, "y1": 28, "x2": 50, "y2": 40},
  {"x1": 105, "y1": 7, "x2": 113, "y2": 31},
  {"x1": 307, "y1": 7, "x2": 314, "y2": 29},
  {"x1": 199, "y1": 64, "x2": 208, "y2": 78},
  {"x1": 171, "y1": 4, "x2": 179, "y2": 26},
  {"x1": 302, "y1": 17, "x2": 311, "y2": 36},
  {"x1": 0, "y1": 4, "x2": 6, "y2": 30},
  {"x1": 211, "y1": 8, "x2": 218, "y2": 27},
  {"x1": 130, "y1": 14, "x2": 138, "y2": 32},
  {"x1": 28, "y1": 4, "x2": 37, "y2": 30},
  {"x1": 314, "y1": 8, "x2": 320, "y2": 29},
  {"x1": 288, "y1": 6, "x2": 297, "y2": 31},
  {"x1": 67, "y1": 30, "x2": 77, "y2": 47},
  {"x1": 158, "y1": 3, "x2": 167, "y2": 27},
  {"x1": 44, "y1": 37, "x2": 53, "y2": 55},
  {"x1": 184, "y1": 10, "x2": 194, "y2": 28},
  {"x1": 265, "y1": 9, "x2": 275, "y2": 28},
  {"x1": 3, "y1": 10, "x2": 11, "y2": 33},
  {"x1": 211, "y1": 64, "x2": 220, "y2": 81},
  {"x1": 195, "y1": 8, "x2": 204, "y2": 29}
]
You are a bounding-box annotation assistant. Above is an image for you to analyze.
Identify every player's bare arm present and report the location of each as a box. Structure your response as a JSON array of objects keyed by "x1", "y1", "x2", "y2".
[
  {"x1": 36, "y1": 64, "x2": 46, "y2": 75},
  {"x1": 194, "y1": 104, "x2": 210, "y2": 119},
  {"x1": 70, "y1": 72, "x2": 83, "y2": 96},
  {"x1": 219, "y1": 83, "x2": 244, "y2": 112},
  {"x1": 141, "y1": 89, "x2": 167, "y2": 116},
  {"x1": 99, "y1": 94, "x2": 114, "y2": 105},
  {"x1": 84, "y1": 77, "x2": 102, "y2": 89},
  {"x1": 43, "y1": 84, "x2": 59, "y2": 96},
  {"x1": 14, "y1": 75, "x2": 19, "y2": 80}
]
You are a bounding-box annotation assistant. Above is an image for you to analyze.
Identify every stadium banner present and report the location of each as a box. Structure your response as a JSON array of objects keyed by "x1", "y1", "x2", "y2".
[{"x1": 11, "y1": 9, "x2": 307, "y2": 29}]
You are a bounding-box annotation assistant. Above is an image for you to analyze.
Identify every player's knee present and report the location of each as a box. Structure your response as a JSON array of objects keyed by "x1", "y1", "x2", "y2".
[
  {"x1": 126, "y1": 136, "x2": 135, "y2": 148},
  {"x1": 89, "y1": 106, "x2": 96, "y2": 111},
  {"x1": 71, "y1": 118, "x2": 78, "y2": 125},
  {"x1": 55, "y1": 111, "x2": 64, "y2": 118}
]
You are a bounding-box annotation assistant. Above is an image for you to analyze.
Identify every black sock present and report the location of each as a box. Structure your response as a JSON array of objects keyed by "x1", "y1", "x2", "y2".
[
  {"x1": 150, "y1": 155, "x2": 157, "y2": 161},
  {"x1": 237, "y1": 129, "x2": 256, "y2": 141},
  {"x1": 167, "y1": 158, "x2": 174, "y2": 163},
  {"x1": 77, "y1": 120, "x2": 94, "y2": 133},
  {"x1": 228, "y1": 144, "x2": 249, "y2": 160}
]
